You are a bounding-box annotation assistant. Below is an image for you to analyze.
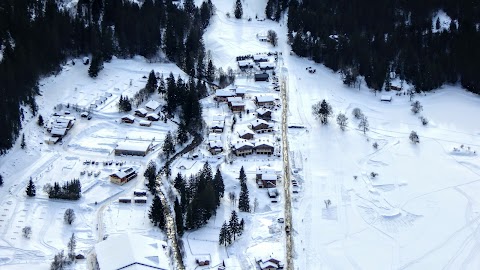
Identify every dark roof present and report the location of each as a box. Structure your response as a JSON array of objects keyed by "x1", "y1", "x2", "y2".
[{"x1": 255, "y1": 73, "x2": 269, "y2": 80}]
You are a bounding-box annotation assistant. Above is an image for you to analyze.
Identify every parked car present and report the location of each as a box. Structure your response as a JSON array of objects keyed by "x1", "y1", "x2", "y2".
[{"x1": 277, "y1": 218, "x2": 285, "y2": 223}]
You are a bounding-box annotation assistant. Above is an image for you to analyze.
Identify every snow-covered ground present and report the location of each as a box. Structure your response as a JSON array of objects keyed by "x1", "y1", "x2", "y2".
[{"x1": 1, "y1": 0, "x2": 480, "y2": 269}]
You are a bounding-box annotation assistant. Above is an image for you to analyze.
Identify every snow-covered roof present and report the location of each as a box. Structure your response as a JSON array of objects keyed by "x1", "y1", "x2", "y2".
[
  {"x1": 253, "y1": 54, "x2": 268, "y2": 61},
  {"x1": 256, "y1": 166, "x2": 275, "y2": 175},
  {"x1": 95, "y1": 234, "x2": 170, "y2": 270},
  {"x1": 235, "y1": 88, "x2": 246, "y2": 94},
  {"x1": 230, "y1": 100, "x2": 245, "y2": 107},
  {"x1": 139, "y1": 120, "x2": 152, "y2": 126},
  {"x1": 233, "y1": 140, "x2": 254, "y2": 150},
  {"x1": 110, "y1": 167, "x2": 137, "y2": 179},
  {"x1": 116, "y1": 141, "x2": 152, "y2": 152},
  {"x1": 216, "y1": 89, "x2": 236, "y2": 97},
  {"x1": 134, "y1": 189, "x2": 147, "y2": 194},
  {"x1": 255, "y1": 139, "x2": 274, "y2": 148},
  {"x1": 135, "y1": 108, "x2": 148, "y2": 115},
  {"x1": 256, "y1": 108, "x2": 272, "y2": 115},
  {"x1": 251, "y1": 119, "x2": 270, "y2": 127},
  {"x1": 211, "y1": 120, "x2": 225, "y2": 128},
  {"x1": 227, "y1": 96, "x2": 243, "y2": 103},
  {"x1": 380, "y1": 95, "x2": 392, "y2": 101},
  {"x1": 122, "y1": 115, "x2": 135, "y2": 121},
  {"x1": 262, "y1": 173, "x2": 277, "y2": 181},
  {"x1": 259, "y1": 62, "x2": 275, "y2": 68},
  {"x1": 54, "y1": 121, "x2": 69, "y2": 129},
  {"x1": 238, "y1": 129, "x2": 254, "y2": 137},
  {"x1": 259, "y1": 261, "x2": 278, "y2": 269},
  {"x1": 209, "y1": 140, "x2": 223, "y2": 148},
  {"x1": 146, "y1": 113, "x2": 160, "y2": 120},
  {"x1": 51, "y1": 127, "x2": 67, "y2": 136},
  {"x1": 208, "y1": 133, "x2": 221, "y2": 141},
  {"x1": 238, "y1": 60, "x2": 253, "y2": 67},
  {"x1": 145, "y1": 100, "x2": 161, "y2": 110},
  {"x1": 256, "y1": 95, "x2": 275, "y2": 103}
]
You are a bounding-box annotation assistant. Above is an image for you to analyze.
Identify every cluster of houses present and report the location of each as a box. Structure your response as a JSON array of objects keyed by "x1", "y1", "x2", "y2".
[
  {"x1": 214, "y1": 89, "x2": 246, "y2": 112},
  {"x1": 236, "y1": 53, "x2": 275, "y2": 82},
  {"x1": 121, "y1": 100, "x2": 162, "y2": 126},
  {"x1": 45, "y1": 114, "x2": 76, "y2": 144}
]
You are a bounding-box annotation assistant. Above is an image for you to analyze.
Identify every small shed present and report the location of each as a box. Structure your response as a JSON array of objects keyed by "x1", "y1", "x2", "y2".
[
  {"x1": 135, "y1": 108, "x2": 148, "y2": 117},
  {"x1": 134, "y1": 196, "x2": 147, "y2": 203},
  {"x1": 381, "y1": 95, "x2": 392, "y2": 102},
  {"x1": 139, "y1": 120, "x2": 152, "y2": 127},
  {"x1": 146, "y1": 113, "x2": 160, "y2": 121},
  {"x1": 134, "y1": 189, "x2": 147, "y2": 196}
]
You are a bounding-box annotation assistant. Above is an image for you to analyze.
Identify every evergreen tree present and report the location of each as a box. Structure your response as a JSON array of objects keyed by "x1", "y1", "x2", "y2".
[
  {"x1": 184, "y1": 0, "x2": 196, "y2": 15},
  {"x1": 174, "y1": 173, "x2": 187, "y2": 209},
  {"x1": 206, "y1": 60, "x2": 215, "y2": 82},
  {"x1": 238, "y1": 182, "x2": 250, "y2": 212},
  {"x1": 50, "y1": 250, "x2": 66, "y2": 270},
  {"x1": 234, "y1": 0, "x2": 243, "y2": 19},
  {"x1": 88, "y1": 52, "x2": 104, "y2": 78},
  {"x1": 162, "y1": 131, "x2": 175, "y2": 159},
  {"x1": 144, "y1": 161, "x2": 158, "y2": 195},
  {"x1": 20, "y1": 134, "x2": 26, "y2": 149},
  {"x1": 146, "y1": 70, "x2": 158, "y2": 93},
  {"x1": 228, "y1": 210, "x2": 240, "y2": 240},
  {"x1": 312, "y1": 100, "x2": 333, "y2": 124},
  {"x1": 213, "y1": 168, "x2": 225, "y2": 206},
  {"x1": 37, "y1": 115, "x2": 44, "y2": 126},
  {"x1": 219, "y1": 221, "x2": 229, "y2": 246},
  {"x1": 101, "y1": 24, "x2": 115, "y2": 62},
  {"x1": 0, "y1": 174, "x2": 3, "y2": 186},
  {"x1": 238, "y1": 218, "x2": 244, "y2": 235},
  {"x1": 158, "y1": 76, "x2": 166, "y2": 95},
  {"x1": 239, "y1": 166, "x2": 247, "y2": 185},
  {"x1": 26, "y1": 178, "x2": 36, "y2": 197},
  {"x1": 149, "y1": 195, "x2": 166, "y2": 230},
  {"x1": 176, "y1": 122, "x2": 189, "y2": 145},
  {"x1": 67, "y1": 233, "x2": 76, "y2": 262},
  {"x1": 174, "y1": 198, "x2": 184, "y2": 236},
  {"x1": 165, "y1": 73, "x2": 178, "y2": 115}
]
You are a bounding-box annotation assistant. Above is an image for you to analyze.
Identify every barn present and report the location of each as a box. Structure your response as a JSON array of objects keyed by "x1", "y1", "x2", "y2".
[{"x1": 114, "y1": 141, "x2": 152, "y2": 156}]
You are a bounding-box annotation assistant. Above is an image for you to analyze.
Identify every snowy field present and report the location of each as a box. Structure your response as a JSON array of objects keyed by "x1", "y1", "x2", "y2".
[{"x1": 1, "y1": 0, "x2": 480, "y2": 269}]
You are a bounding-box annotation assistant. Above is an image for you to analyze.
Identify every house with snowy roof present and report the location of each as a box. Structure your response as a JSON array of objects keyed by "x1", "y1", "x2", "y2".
[
  {"x1": 145, "y1": 100, "x2": 161, "y2": 111},
  {"x1": 255, "y1": 95, "x2": 275, "y2": 107},
  {"x1": 256, "y1": 108, "x2": 272, "y2": 120},
  {"x1": 95, "y1": 234, "x2": 170, "y2": 270},
  {"x1": 121, "y1": 115, "x2": 135, "y2": 123},
  {"x1": 238, "y1": 129, "x2": 255, "y2": 140},
  {"x1": 134, "y1": 108, "x2": 148, "y2": 117},
  {"x1": 215, "y1": 89, "x2": 236, "y2": 102},
  {"x1": 109, "y1": 167, "x2": 138, "y2": 185},
  {"x1": 114, "y1": 141, "x2": 152, "y2": 156},
  {"x1": 232, "y1": 140, "x2": 254, "y2": 156},
  {"x1": 251, "y1": 119, "x2": 274, "y2": 133},
  {"x1": 146, "y1": 113, "x2": 160, "y2": 121},
  {"x1": 254, "y1": 139, "x2": 274, "y2": 155}
]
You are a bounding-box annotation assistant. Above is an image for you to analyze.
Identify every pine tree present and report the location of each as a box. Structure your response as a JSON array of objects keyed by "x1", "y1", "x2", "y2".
[
  {"x1": 149, "y1": 195, "x2": 166, "y2": 230},
  {"x1": 88, "y1": 52, "x2": 104, "y2": 78},
  {"x1": 219, "y1": 221, "x2": 229, "y2": 246},
  {"x1": 184, "y1": 0, "x2": 195, "y2": 14},
  {"x1": 234, "y1": 0, "x2": 243, "y2": 19},
  {"x1": 213, "y1": 168, "x2": 225, "y2": 206},
  {"x1": 239, "y1": 166, "x2": 246, "y2": 185},
  {"x1": 206, "y1": 60, "x2": 215, "y2": 82},
  {"x1": 228, "y1": 210, "x2": 240, "y2": 240},
  {"x1": 174, "y1": 198, "x2": 184, "y2": 236},
  {"x1": 358, "y1": 115, "x2": 369, "y2": 134},
  {"x1": 238, "y1": 182, "x2": 250, "y2": 212},
  {"x1": 37, "y1": 115, "x2": 44, "y2": 126},
  {"x1": 176, "y1": 122, "x2": 189, "y2": 145},
  {"x1": 67, "y1": 233, "x2": 76, "y2": 262},
  {"x1": 146, "y1": 70, "x2": 158, "y2": 93},
  {"x1": 162, "y1": 131, "x2": 175, "y2": 159},
  {"x1": 158, "y1": 76, "x2": 166, "y2": 95},
  {"x1": 20, "y1": 134, "x2": 26, "y2": 149},
  {"x1": 0, "y1": 174, "x2": 3, "y2": 186},
  {"x1": 26, "y1": 178, "x2": 36, "y2": 197},
  {"x1": 238, "y1": 218, "x2": 244, "y2": 235},
  {"x1": 144, "y1": 161, "x2": 158, "y2": 195},
  {"x1": 312, "y1": 99, "x2": 333, "y2": 124}
]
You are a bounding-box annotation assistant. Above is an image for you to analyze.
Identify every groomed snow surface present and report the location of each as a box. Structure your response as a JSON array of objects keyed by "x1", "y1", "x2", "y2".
[{"x1": 1, "y1": 0, "x2": 480, "y2": 269}]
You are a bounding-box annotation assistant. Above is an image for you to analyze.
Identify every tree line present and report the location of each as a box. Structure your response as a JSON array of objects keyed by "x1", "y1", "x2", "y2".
[
  {"x1": 285, "y1": 0, "x2": 480, "y2": 94},
  {"x1": 0, "y1": 0, "x2": 214, "y2": 153}
]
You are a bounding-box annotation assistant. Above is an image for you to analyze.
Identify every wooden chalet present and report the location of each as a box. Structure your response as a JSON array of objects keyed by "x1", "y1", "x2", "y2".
[
  {"x1": 251, "y1": 119, "x2": 274, "y2": 133},
  {"x1": 134, "y1": 108, "x2": 148, "y2": 117},
  {"x1": 232, "y1": 140, "x2": 254, "y2": 156},
  {"x1": 121, "y1": 115, "x2": 135, "y2": 124},
  {"x1": 110, "y1": 167, "x2": 138, "y2": 185},
  {"x1": 215, "y1": 89, "x2": 236, "y2": 102},
  {"x1": 146, "y1": 113, "x2": 160, "y2": 121},
  {"x1": 238, "y1": 129, "x2": 255, "y2": 140},
  {"x1": 254, "y1": 140, "x2": 274, "y2": 155},
  {"x1": 255, "y1": 95, "x2": 275, "y2": 107},
  {"x1": 256, "y1": 108, "x2": 272, "y2": 120}
]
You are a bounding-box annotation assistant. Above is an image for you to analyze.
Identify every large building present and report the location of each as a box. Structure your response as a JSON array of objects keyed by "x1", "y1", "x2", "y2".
[
  {"x1": 109, "y1": 167, "x2": 138, "y2": 185},
  {"x1": 114, "y1": 141, "x2": 152, "y2": 156},
  {"x1": 95, "y1": 234, "x2": 171, "y2": 270}
]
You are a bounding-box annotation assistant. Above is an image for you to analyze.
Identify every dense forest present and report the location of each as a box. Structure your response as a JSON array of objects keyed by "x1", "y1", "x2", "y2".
[
  {"x1": 267, "y1": 0, "x2": 480, "y2": 94},
  {"x1": 0, "y1": 0, "x2": 214, "y2": 154}
]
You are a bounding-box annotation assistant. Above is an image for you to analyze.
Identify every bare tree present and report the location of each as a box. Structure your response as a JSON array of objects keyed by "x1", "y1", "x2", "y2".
[
  {"x1": 373, "y1": 142, "x2": 379, "y2": 149},
  {"x1": 336, "y1": 113, "x2": 348, "y2": 131},
  {"x1": 324, "y1": 199, "x2": 331, "y2": 209},
  {"x1": 352, "y1": 108, "x2": 363, "y2": 119},
  {"x1": 267, "y1": 30, "x2": 278, "y2": 47},
  {"x1": 411, "y1": 101, "x2": 423, "y2": 114},
  {"x1": 409, "y1": 131, "x2": 419, "y2": 143},
  {"x1": 22, "y1": 226, "x2": 32, "y2": 239},
  {"x1": 358, "y1": 115, "x2": 369, "y2": 134},
  {"x1": 67, "y1": 233, "x2": 76, "y2": 262},
  {"x1": 64, "y1": 208, "x2": 76, "y2": 225},
  {"x1": 420, "y1": 116, "x2": 429, "y2": 126}
]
